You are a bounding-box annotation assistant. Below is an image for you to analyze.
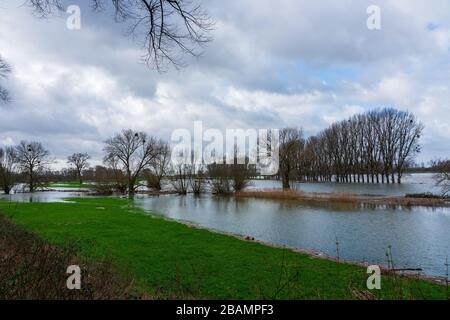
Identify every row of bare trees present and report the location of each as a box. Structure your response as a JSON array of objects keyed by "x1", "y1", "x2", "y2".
[
  {"x1": 278, "y1": 108, "x2": 424, "y2": 189},
  {"x1": 101, "y1": 129, "x2": 255, "y2": 195},
  {"x1": 0, "y1": 141, "x2": 96, "y2": 194},
  {"x1": 167, "y1": 161, "x2": 255, "y2": 196},
  {"x1": 0, "y1": 108, "x2": 430, "y2": 195},
  {"x1": 0, "y1": 130, "x2": 254, "y2": 196}
]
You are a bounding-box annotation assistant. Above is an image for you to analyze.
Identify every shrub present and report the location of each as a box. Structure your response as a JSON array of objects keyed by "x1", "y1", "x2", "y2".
[{"x1": 0, "y1": 215, "x2": 135, "y2": 299}]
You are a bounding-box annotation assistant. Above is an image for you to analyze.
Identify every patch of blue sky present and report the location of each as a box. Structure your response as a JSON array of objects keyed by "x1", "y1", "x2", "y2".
[
  {"x1": 294, "y1": 60, "x2": 359, "y2": 87},
  {"x1": 426, "y1": 22, "x2": 439, "y2": 31}
]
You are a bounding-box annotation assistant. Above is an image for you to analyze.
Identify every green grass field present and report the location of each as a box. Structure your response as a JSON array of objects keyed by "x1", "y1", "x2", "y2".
[
  {"x1": 0, "y1": 197, "x2": 448, "y2": 299},
  {"x1": 45, "y1": 182, "x2": 95, "y2": 189}
]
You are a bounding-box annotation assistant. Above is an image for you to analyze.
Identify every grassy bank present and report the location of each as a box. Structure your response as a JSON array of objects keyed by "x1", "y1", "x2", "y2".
[
  {"x1": 0, "y1": 198, "x2": 448, "y2": 299},
  {"x1": 236, "y1": 190, "x2": 450, "y2": 208},
  {"x1": 0, "y1": 214, "x2": 132, "y2": 299}
]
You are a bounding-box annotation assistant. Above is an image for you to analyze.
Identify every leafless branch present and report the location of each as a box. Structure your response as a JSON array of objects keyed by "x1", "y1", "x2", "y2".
[{"x1": 25, "y1": 0, "x2": 214, "y2": 71}]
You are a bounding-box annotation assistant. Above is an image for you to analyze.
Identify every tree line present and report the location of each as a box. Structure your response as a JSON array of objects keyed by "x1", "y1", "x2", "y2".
[
  {"x1": 0, "y1": 129, "x2": 256, "y2": 196},
  {"x1": 2, "y1": 108, "x2": 447, "y2": 196},
  {"x1": 278, "y1": 108, "x2": 425, "y2": 189}
]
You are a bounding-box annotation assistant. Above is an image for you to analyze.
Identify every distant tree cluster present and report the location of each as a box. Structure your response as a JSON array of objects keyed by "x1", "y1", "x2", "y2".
[
  {"x1": 0, "y1": 141, "x2": 52, "y2": 194},
  {"x1": 278, "y1": 108, "x2": 424, "y2": 188}
]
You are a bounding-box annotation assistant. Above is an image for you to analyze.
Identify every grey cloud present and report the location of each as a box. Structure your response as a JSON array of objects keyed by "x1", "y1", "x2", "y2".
[{"x1": 0, "y1": 0, "x2": 449, "y2": 165}]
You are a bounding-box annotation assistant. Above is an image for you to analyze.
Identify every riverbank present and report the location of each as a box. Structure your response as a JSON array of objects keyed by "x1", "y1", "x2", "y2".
[
  {"x1": 0, "y1": 197, "x2": 448, "y2": 299},
  {"x1": 236, "y1": 190, "x2": 450, "y2": 208}
]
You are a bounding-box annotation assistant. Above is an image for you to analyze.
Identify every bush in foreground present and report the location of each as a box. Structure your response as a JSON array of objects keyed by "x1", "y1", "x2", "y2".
[{"x1": 0, "y1": 215, "x2": 134, "y2": 300}]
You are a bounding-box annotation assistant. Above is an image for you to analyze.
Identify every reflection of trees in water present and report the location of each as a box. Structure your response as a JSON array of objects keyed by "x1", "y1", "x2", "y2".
[{"x1": 259, "y1": 198, "x2": 415, "y2": 212}]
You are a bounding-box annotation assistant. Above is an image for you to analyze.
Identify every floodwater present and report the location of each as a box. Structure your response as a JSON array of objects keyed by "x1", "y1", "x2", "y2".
[
  {"x1": 133, "y1": 194, "x2": 450, "y2": 278},
  {"x1": 1, "y1": 173, "x2": 449, "y2": 277},
  {"x1": 247, "y1": 173, "x2": 441, "y2": 196}
]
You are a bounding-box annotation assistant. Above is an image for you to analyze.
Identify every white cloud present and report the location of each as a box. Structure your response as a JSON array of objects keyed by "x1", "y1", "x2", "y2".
[{"x1": 0, "y1": 0, "x2": 449, "y2": 165}]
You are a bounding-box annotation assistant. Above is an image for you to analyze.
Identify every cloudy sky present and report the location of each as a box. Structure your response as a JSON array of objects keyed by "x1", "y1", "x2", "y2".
[{"x1": 0, "y1": 0, "x2": 450, "y2": 167}]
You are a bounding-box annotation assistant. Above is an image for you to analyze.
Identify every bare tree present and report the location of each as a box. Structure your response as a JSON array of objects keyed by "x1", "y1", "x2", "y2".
[
  {"x1": 433, "y1": 159, "x2": 450, "y2": 197},
  {"x1": 25, "y1": 0, "x2": 213, "y2": 71},
  {"x1": 168, "y1": 146, "x2": 194, "y2": 194},
  {"x1": 67, "y1": 153, "x2": 91, "y2": 184},
  {"x1": 14, "y1": 141, "x2": 51, "y2": 192},
  {"x1": 169, "y1": 163, "x2": 193, "y2": 195},
  {"x1": 230, "y1": 163, "x2": 251, "y2": 192},
  {"x1": 104, "y1": 129, "x2": 159, "y2": 195},
  {"x1": 0, "y1": 147, "x2": 16, "y2": 194},
  {"x1": 145, "y1": 140, "x2": 170, "y2": 190},
  {"x1": 0, "y1": 56, "x2": 11, "y2": 103},
  {"x1": 279, "y1": 128, "x2": 302, "y2": 189},
  {"x1": 190, "y1": 165, "x2": 206, "y2": 195},
  {"x1": 395, "y1": 111, "x2": 424, "y2": 183},
  {"x1": 229, "y1": 146, "x2": 251, "y2": 192}
]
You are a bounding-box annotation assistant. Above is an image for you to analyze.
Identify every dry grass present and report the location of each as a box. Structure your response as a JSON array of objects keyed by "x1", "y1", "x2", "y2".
[
  {"x1": 236, "y1": 189, "x2": 450, "y2": 208},
  {"x1": 0, "y1": 214, "x2": 136, "y2": 300}
]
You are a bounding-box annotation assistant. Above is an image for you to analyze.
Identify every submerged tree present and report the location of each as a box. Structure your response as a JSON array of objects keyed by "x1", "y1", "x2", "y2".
[
  {"x1": 25, "y1": 0, "x2": 213, "y2": 71},
  {"x1": 229, "y1": 145, "x2": 252, "y2": 192},
  {"x1": 278, "y1": 128, "x2": 303, "y2": 189},
  {"x1": 14, "y1": 141, "x2": 51, "y2": 192},
  {"x1": 67, "y1": 153, "x2": 91, "y2": 184},
  {"x1": 207, "y1": 163, "x2": 232, "y2": 195},
  {"x1": 168, "y1": 147, "x2": 198, "y2": 195},
  {"x1": 0, "y1": 146, "x2": 16, "y2": 194},
  {"x1": 170, "y1": 163, "x2": 194, "y2": 195},
  {"x1": 294, "y1": 108, "x2": 424, "y2": 185}
]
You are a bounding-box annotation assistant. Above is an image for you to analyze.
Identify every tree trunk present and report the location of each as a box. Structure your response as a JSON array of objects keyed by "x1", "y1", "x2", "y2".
[
  {"x1": 282, "y1": 172, "x2": 290, "y2": 189},
  {"x1": 29, "y1": 170, "x2": 34, "y2": 193},
  {"x1": 128, "y1": 180, "x2": 135, "y2": 196}
]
